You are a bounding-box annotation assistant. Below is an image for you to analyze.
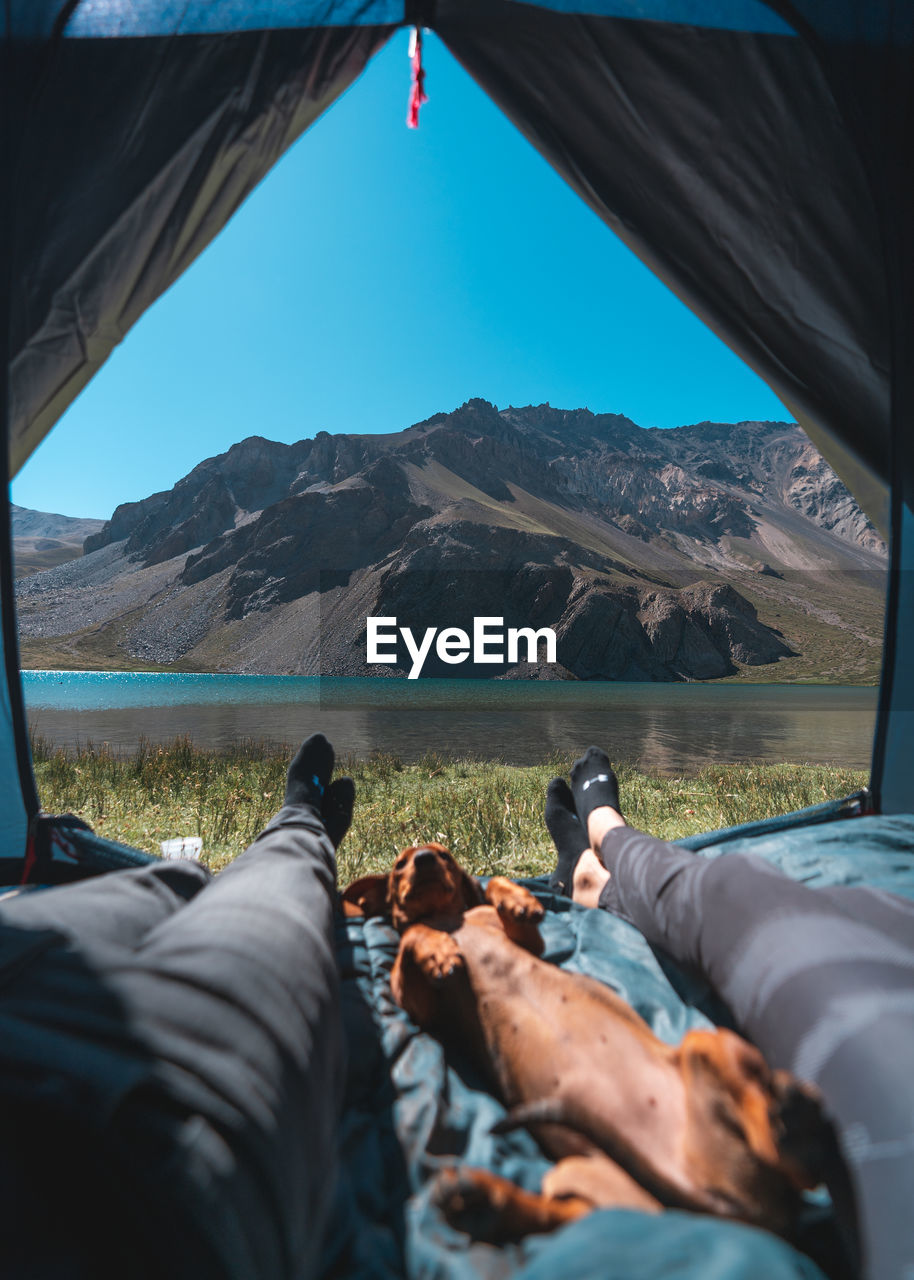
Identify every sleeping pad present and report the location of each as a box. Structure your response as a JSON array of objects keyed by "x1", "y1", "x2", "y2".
[{"x1": 319, "y1": 814, "x2": 914, "y2": 1280}]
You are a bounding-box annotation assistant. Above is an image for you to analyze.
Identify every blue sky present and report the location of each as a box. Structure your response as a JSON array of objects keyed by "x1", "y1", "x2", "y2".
[{"x1": 13, "y1": 29, "x2": 787, "y2": 522}]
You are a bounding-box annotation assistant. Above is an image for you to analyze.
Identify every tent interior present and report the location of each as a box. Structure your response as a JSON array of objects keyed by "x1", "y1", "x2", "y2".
[
  {"x1": 3, "y1": 2, "x2": 914, "y2": 1274},
  {"x1": 5, "y1": 1, "x2": 914, "y2": 864}
]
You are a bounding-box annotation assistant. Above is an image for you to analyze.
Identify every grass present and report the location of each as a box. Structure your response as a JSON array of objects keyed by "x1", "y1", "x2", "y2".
[{"x1": 30, "y1": 734, "x2": 868, "y2": 883}]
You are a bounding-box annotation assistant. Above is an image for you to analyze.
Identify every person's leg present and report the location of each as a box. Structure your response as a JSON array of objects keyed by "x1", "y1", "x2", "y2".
[
  {"x1": 0, "y1": 734, "x2": 353, "y2": 1280},
  {"x1": 819, "y1": 882, "x2": 914, "y2": 948},
  {"x1": 563, "y1": 747, "x2": 914, "y2": 1280},
  {"x1": 100, "y1": 733, "x2": 352, "y2": 1280},
  {"x1": 0, "y1": 858, "x2": 211, "y2": 952},
  {"x1": 564, "y1": 751, "x2": 914, "y2": 1065},
  {"x1": 102, "y1": 810, "x2": 343, "y2": 1278},
  {"x1": 545, "y1": 777, "x2": 593, "y2": 897}
]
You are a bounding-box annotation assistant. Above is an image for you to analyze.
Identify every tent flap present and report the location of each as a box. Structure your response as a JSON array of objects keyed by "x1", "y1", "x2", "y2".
[
  {"x1": 9, "y1": 21, "x2": 394, "y2": 475},
  {"x1": 436, "y1": 0, "x2": 891, "y2": 528}
]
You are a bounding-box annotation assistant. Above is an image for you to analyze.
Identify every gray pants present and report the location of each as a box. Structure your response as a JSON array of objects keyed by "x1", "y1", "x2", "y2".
[
  {"x1": 598, "y1": 827, "x2": 914, "y2": 1280},
  {"x1": 0, "y1": 804, "x2": 343, "y2": 1280}
]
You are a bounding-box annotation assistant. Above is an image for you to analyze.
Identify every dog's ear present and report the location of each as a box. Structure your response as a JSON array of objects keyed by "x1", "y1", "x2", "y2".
[
  {"x1": 459, "y1": 870, "x2": 485, "y2": 911},
  {"x1": 769, "y1": 1071, "x2": 840, "y2": 1191},
  {"x1": 341, "y1": 874, "x2": 391, "y2": 919}
]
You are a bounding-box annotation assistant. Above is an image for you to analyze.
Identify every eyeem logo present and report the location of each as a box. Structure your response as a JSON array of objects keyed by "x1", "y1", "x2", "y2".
[{"x1": 367, "y1": 616, "x2": 557, "y2": 679}]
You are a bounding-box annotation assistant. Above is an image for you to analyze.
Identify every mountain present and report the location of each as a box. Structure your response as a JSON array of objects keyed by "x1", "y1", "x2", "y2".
[
  {"x1": 11, "y1": 504, "x2": 105, "y2": 578},
  {"x1": 16, "y1": 400, "x2": 887, "y2": 681}
]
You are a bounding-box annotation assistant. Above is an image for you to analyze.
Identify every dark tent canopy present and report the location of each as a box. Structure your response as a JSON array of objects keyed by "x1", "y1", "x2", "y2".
[{"x1": 2, "y1": 0, "x2": 912, "y2": 865}]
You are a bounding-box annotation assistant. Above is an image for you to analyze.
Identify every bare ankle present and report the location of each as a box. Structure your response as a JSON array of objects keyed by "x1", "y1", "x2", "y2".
[
  {"x1": 572, "y1": 850, "x2": 611, "y2": 909},
  {"x1": 586, "y1": 806, "x2": 626, "y2": 852}
]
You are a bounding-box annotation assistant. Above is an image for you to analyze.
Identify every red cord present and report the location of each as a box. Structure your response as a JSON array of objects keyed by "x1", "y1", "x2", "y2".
[
  {"x1": 407, "y1": 26, "x2": 428, "y2": 129},
  {"x1": 20, "y1": 828, "x2": 37, "y2": 884}
]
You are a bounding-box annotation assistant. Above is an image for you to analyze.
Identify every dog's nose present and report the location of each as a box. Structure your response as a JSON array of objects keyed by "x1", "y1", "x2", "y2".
[{"x1": 413, "y1": 847, "x2": 439, "y2": 869}]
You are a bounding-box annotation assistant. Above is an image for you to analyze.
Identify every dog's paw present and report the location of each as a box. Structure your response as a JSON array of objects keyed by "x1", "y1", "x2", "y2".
[
  {"x1": 431, "y1": 1166, "x2": 581, "y2": 1241},
  {"x1": 407, "y1": 927, "x2": 465, "y2": 983},
  {"x1": 498, "y1": 895, "x2": 545, "y2": 926},
  {"x1": 423, "y1": 947, "x2": 465, "y2": 983},
  {"x1": 487, "y1": 877, "x2": 545, "y2": 925},
  {"x1": 432, "y1": 1167, "x2": 508, "y2": 1237}
]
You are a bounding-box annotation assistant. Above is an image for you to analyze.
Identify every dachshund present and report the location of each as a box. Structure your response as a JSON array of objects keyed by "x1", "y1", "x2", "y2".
[{"x1": 342, "y1": 843, "x2": 836, "y2": 1245}]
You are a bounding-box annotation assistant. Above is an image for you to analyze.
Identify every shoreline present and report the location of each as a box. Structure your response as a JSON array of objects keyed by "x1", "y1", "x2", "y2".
[{"x1": 20, "y1": 665, "x2": 880, "y2": 689}]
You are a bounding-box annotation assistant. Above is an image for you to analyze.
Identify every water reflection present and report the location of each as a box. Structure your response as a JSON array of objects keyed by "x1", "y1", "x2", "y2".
[{"x1": 26, "y1": 684, "x2": 877, "y2": 773}]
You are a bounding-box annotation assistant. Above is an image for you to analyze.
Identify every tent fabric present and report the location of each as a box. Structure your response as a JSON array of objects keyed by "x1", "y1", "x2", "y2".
[
  {"x1": 2, "y1": 0, "x2": 912, "y2": 812},
  {"x1": 0, "y1": 636, "x2": 29, "y2": 859},
  {"x1": 6, "y1": 20, "x2": 393, "y2": 478},
  {"x1": 0, "y1": 817, "x2": 158, "y2": 898},
  {"x1": 0, "y1": 445, "x2": 35, "y2": 861},
  {"x1": 63, "y1": 1, "x2": 408, "y2": 37},
  {"x1": 322, "y1": 812, "x2": 914, "y2": 1280},
  {"x1": 436, "y1": 1, "x2": 891, "y2": 534},
  {"x1": 25, "y1": 814, "x2": 159, "y2": 884},
  {"x1": 1, "y1": 5, "x2": 913, "y2": 1274},
  {"x1": 513, "y1": 1, "x2": 795, "y2": 33}
]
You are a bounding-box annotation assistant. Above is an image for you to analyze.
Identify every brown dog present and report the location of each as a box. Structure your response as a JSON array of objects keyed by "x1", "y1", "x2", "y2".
[{"x1": 342, "y1": 843, "x2": 833, "y2": 1244}]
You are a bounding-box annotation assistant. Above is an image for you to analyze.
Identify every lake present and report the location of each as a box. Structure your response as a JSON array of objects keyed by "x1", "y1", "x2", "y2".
[{"x1": 22, "y1": 672, "x2": 877, "y2": 773}]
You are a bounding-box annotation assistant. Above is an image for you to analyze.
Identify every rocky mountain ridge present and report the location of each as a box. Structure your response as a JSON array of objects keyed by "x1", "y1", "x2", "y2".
[
  {"x1": 11, "y1": 504, "x2": 105, "y2": 578},
  {"x1": 16, "y1": 401, "x2": 887, "y2": 681}
]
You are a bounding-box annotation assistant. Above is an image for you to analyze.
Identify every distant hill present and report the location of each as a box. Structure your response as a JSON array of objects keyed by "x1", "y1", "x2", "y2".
[
  {"x1": 16, "y1": 400, "x2": 887, "y2": 681},
  {"x1": 11, "y1": 504, "x2": 104, "y2": 578}
]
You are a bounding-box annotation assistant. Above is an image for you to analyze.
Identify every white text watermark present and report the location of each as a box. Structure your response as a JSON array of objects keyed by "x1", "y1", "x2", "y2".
[{"x1": 366, "y1": 616, "x2": 557, "y2": 678}]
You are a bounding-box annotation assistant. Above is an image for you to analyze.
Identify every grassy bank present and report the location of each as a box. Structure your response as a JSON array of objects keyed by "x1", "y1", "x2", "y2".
[{"x1": 30, "y1": 735, "x2": 867, "y2": 882}]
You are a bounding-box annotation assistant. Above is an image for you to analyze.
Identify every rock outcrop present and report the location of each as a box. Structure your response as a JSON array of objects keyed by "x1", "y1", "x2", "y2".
[{"x1": 16, "y1": 400, "x2": 887, "y2": 678}]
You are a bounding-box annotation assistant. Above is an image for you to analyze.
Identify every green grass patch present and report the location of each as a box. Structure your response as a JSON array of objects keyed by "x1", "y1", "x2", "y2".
[{"x1": 30, "y1": 734, "x2": 867, "y2": 882}]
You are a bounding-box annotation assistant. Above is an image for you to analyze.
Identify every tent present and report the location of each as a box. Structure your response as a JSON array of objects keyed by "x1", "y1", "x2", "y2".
[
  {"x1": 0, "y1": 16, "x2": 910, "y2": 859},
  {"x1": 3, "y1": 1, "x2": 913, "y2": 875},
  {"x1": 2, "y1": 6, "x2": 913, "y2": 1276}
]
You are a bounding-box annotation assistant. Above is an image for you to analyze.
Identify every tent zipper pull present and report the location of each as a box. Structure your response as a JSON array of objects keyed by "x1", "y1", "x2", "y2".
[{"x1": 407, "y1": 26, "x2": 428, "y2": 129}]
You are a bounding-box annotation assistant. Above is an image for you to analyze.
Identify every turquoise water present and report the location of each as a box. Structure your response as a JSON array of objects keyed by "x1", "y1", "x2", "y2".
[
  {"x1": 24, "y1": 670, "x2": 630, "y2": 709},
  {"x1": 25, "y1": 670, "x2": 333, "y2": 709},
  {"x1": 22, "y1": 672, "x2": 878, "y2": 771}
]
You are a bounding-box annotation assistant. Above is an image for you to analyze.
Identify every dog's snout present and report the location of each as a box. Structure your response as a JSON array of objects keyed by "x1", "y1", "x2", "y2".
[{"x1": 390, "y1": 843, "x2": 462, "y2": 929}]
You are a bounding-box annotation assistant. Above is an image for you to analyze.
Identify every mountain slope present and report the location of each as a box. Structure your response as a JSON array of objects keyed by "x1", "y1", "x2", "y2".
[
  {"x1": 11, "y1": 504, "x2": 104, "y2": 578},
  {"x1": 17, "y1": 401, "x2": 887, "y2": 681}
]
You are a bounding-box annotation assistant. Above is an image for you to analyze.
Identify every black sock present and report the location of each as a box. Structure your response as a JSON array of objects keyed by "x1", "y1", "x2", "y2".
[
  {"x1": 284, "y1": 733, "x2": 335, "y2": 811},
  {"x1": 569, "y1": 747, "x2": 621, "y2": 828},
  {"x1": 545, "y1": 778, "x2": 589, "y2": 897},
  {"x1": 322, "y1": 777, "x2": 355, "y2": 849}
]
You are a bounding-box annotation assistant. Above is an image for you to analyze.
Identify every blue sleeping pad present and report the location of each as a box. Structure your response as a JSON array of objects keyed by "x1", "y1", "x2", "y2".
[{"x1": 321, "y1": 812, "x2": 914, "y2": 1280}]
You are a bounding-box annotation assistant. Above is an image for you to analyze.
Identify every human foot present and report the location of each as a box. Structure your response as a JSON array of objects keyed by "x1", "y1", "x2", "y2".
[
  {"x1": 285, "y1": 733, "x2": 335, "y2": 811},
  {"x1": 545, "y1": 778, "x2": 589, "y2": 897},
  {"x1": 569, "y1": 747, "x2": 625, "y2": 850},
  {"x1": 322, "y1": 777, "x2": 355, "y2": 849},
  {"x1": 570, "y1": 748, "x2": 622, "y2": 823}
]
